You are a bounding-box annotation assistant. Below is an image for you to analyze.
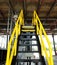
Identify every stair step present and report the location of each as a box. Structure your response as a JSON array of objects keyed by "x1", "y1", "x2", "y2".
[
  {"x1": 18, "y1": 51, "x2": 39, "y2": 53},
  {"x1": 21, "y1": 33, "x2": 36, "y2": 36},
  {"x1": 19, "y1": 38, "x2": 36, "y2": 41},
  {"x1": 16, "y1": 59, "x2": 41, "y2": 62},
  {"x1": 19, "y1": 44, "x2": 37, "y2": 46},
  {"x1": 21, "y1": 30, "x2": 35, "y2": 32},
  {"x1": 22, "y1": 26, "x2": 35, "y2": 29}
]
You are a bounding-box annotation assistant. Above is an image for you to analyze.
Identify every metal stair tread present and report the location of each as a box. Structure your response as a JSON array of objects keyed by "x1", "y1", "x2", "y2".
[
  {"x1": 21, "y1": 30, "x2": 35, "y2": 32},
  {"x1": 16, "y1": 59, "x2": 41, "y2": 62},
  {"x1": 21, "y1": 33, "x2": 36, "y2": 36},
  {"x1": 18, "y1": 51, "x2": 39, "y2": 53},
  {"x1": 19, "y1": 44, "x2": 37, "y2": 46},
  {"x1": 22, "y1": 26, "x2": 35, "y2": 29},
  {"x1": 19, "y1": 38, "x2": 36, "y2": 41}
]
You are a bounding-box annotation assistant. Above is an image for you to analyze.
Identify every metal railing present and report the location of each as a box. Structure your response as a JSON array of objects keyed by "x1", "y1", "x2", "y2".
[
  {"x1": 5, "y1": 10, "x2": 24, "y2": 65},
  {"x1": 32, "y1": 10, "x2": 54, "y2": 65},
  {"x1": 5, "y1": 9, "x2": 54, "y2": 65}
]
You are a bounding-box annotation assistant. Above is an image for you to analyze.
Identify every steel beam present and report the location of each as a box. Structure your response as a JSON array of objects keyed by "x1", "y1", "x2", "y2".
[
  {"x1": 52, "y1": 34, "x2": 56, "y2": 55},
  {"x1": 37, "y1": 0, "x2": 44, "y2": 14},
  {"x1": 46, "y1": 0, "x2": 56, "y2": 17},
  {"x1": 25, "y1": 17, "x2": 57, "y2": 21},
  {"x1": 23, "y1": 0, "x2": 27, "y2": 18},
  {"x1": 9, "y1": 0, "x2": 15, "y2": 14},
  {"x1": 0, "y1": 17, "x2": 57, "y2": 20},
  {"x1": 0, "y1": 23, "x2": 7, "y2": 25},
  {"x1": 0, "y1": 10, "x2": 5, "y2": 20},
  {"x1": 0, "y1": 29, "x2": 57, "y2": 35},
  {"x1": 37, "y1": 0, "x2": 41, "y2": 14}
]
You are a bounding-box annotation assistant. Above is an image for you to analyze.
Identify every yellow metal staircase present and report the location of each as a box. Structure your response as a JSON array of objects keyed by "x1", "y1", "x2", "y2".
[{"x1": 5, "y1": 10, "x2": 54, "y2": 65}]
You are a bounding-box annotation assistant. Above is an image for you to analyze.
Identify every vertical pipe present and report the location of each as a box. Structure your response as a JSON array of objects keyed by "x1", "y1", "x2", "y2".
[
  {"x1": 10, "y1": 11, "x2": 13, "y2": 35},
  {"x1": 6, "y1": 9, "x2": 10, "y2": 48},
  {"x1": 29, "y1": 57, "x2": 31, "y2": 65},
  {"x1": 6, "y1": 8, "x2": 11, "y2": 65},
  {"x1": 52, "y1": 33, "x2": 56, "y2": 55},
  {"x1": 23, "y1": 0, "x2": 27, "y2": 21},
  {"x1": 27, "y1": 57, "x2": 28, "y2": 65},
  {"x1": 35, "y1": 63, "x2": 38, "y2": 65}
]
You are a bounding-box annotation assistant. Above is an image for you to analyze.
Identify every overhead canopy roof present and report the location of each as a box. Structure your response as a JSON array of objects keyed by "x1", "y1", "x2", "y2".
[{"x1": 0, "y1": 0, "x2": 57, "y2": 34}]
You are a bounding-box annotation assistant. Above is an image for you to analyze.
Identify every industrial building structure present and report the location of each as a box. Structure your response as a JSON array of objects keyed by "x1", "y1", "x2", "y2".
[{"x1": 0, "y1": 0, "x2": 57, "y2": 65}]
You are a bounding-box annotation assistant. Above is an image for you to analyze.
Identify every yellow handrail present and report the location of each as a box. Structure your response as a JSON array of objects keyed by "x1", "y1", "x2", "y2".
[
  {"x1": 5, "y1": 10, "x2": 24, "y2": 65},
  {"x1": 32, "y1": 10, "x2": 54, "y2": 65}
]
